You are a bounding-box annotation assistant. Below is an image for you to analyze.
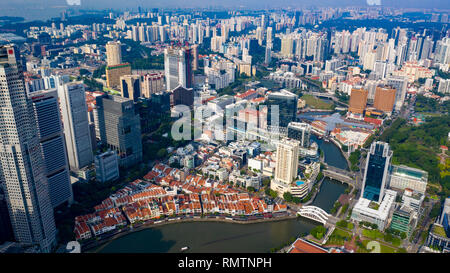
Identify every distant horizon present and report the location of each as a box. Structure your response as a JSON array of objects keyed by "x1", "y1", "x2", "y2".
[{"x1": 0, "y1": 0, "x2": 449, "y2": 21}]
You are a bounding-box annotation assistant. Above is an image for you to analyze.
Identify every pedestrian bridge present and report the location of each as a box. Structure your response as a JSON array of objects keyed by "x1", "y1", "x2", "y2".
[{"x1": 297, "y1": 206, "x2": 331, "y2": 225}]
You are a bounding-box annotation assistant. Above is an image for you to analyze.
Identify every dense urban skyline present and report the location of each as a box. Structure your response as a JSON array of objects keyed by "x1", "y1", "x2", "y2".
[
  {"x1": 0, "y1": 1, "x2": 448, "y2": 259},
  {"x1": 1, "y1": 1, "x2": 450, "y2": 21}
]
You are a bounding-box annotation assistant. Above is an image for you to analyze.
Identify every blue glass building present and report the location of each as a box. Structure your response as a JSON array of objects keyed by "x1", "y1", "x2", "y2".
[{"x1": 361, "y1": 141, "x2": 392, "y2": 203}]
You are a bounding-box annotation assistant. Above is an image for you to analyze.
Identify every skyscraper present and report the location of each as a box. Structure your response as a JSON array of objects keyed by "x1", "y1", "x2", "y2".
[
  {"x1": 361, "y1": 141, "x2": 392, "y2": 203},
  {"x1": 274, "y1": 138, "x2": 300, "y2": 184},
  {"x1": 374, "y1": 86, "x2": 396, "y2": 114},
  {"x1": 266, "y1": 27, "x2": 273, "y2": 46},
  {"x1": 287, "y1": 122, "x2": 311, "y2": 148},
  {"x1": 348, "y1": 88, "x2": 369, "y2": 115},
  {"x1": 106, "y1": 41, "x2": 122, "y2": 66},
  {"x1": 192, "y1": 44, "x2": 199, "y2": 71},
  {"x1": 267, "y1": 89, "x2": 298, "y2": 128},
  {"x1": 29, "y1": 89, "x2": 73, "y2": 208},
  {"x1": 386, "y1": 76, "x2": 408, "y2": 111},
  {"x1": 164, "y1": 46, "x2": 194, "y2": 91},
  {"x1": 141, "y1": 72, "x2": 165, "y2": 98},
  {"x1": 58, "y1": 82, "x2": 94, "y2": 171},
  {"x1": 95, "y1": 95, "x2": 143, "y2": 168},
  {"x1": 0, "y1": 45, "x2": 56, "y2": 252},
  {"x1": 0, "y1": 185, "x2": 14, "y2": 245},
  {"x1": 120, "y1": 74, "x2": 141, "y2": 102},
  {"x1": 106, "y1": 63, "x2": 132, "y2": 89},
  {"x1": 265, "y1": 45, "x2": 272, "y2": 65}
]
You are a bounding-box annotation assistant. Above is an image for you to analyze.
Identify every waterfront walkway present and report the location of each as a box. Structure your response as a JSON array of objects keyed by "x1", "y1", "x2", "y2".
[{"x1": 82, "y1": 213, "x2": 296, "y2": 253}]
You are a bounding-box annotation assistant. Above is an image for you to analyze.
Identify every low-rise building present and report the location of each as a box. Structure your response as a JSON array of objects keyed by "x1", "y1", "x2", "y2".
[
  {"x1": 95, "y1": 151, "x2": 119, "y2": 183},
  {"x1": 389, "y1": 165, "x2": 428, "y2": 194},
  {"x1": 351, "y1": 189, "x2": 397, "y2": 230}
]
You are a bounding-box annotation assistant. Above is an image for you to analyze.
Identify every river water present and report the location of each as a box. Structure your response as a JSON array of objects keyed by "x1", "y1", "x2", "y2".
[{"x1": 95, "y1": 131, "x2": 349, "y2": 253}]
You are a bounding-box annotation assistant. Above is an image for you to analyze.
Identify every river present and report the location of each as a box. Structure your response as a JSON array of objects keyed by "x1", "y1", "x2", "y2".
[{"x1": 95, "y1": 129, "x2": 349, "y2": 253}]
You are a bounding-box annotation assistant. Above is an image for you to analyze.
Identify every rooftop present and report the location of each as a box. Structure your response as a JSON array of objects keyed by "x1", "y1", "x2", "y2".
[
  {"x1": 288, "y1": 238, "x2": 328, "y2": 253},
  {"x1": 391, "y1": 165, "x2": 428, "y2": 181},
  {"x1": 432, "y1": 224, "x2": 448, "y2": 238}
]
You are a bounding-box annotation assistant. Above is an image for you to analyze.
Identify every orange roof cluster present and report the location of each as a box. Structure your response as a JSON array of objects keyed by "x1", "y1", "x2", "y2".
[
  {"x1": 288, "y1": 239, "x2": 329, "y2": 253},
  {"x1": 74, "y1": 207, "x2": 126, "y2": 240},
  {"x1": 235, "y1": 89, "x2": 257, "y2": 99},
  {"x1": 74, "y1": 160, "x2": 289, "y2": 240}
]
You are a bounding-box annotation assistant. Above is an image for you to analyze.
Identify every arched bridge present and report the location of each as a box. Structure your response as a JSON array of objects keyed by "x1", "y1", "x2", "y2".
[{"x1": 297, "y1": 206, "x2": 331, "y2": 225}]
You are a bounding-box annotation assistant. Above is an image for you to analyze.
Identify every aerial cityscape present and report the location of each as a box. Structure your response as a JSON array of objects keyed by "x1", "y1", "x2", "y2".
[{"x1": 0, "y1": 0, "x2": 449, "y2": 258}]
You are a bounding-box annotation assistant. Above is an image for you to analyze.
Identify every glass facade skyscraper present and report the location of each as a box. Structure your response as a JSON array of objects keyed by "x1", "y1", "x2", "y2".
[
  {"x1": 287, "y1": 122, "x2": 311, "y2": 148},
  {"x1": 0, "y1": 45, "x2": 56, "y2": 252},
  {"x1": 362, "y1": 141, "x2": 392, "y2": 203},
  {"x1": 267, "y1": 90, "x2": 298, "y2": 128}
]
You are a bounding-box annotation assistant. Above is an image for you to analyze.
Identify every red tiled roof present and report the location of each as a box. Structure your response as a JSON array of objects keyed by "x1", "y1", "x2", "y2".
[{"x1": 289, "y1": 239, "x2": 328, "y2": 253}]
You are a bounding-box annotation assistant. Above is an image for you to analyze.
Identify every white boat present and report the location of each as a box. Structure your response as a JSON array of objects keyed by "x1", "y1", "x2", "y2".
[{"x1": 181, "y1": 246, "x2": 189, "y2": 251}]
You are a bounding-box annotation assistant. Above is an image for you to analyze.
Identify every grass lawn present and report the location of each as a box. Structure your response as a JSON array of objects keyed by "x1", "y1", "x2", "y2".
[
  {"x1": 325, "y1": 228, "x2": 352, "y2": 246},
  {"x1": 103, "y1": 87, "x2": 121, "y2": 95},
  {"x1": 334, "y1": 228, "x2": 352, "y2": 238},
  {"x1": 432, "y1": 224, "x2": 448, "y2": 238},
  {"x1": 361, "y1": 229, "x2": 384, "y2": 240},
  {"x1": 301, "y1": 94, "x2": 334, "y2": 110},
  {"x1": 360, "y1": 240, "x2": 398, "y2": 253},
  {"x1": 361, "y1": 228, "x2": 403, "y2": 247}
]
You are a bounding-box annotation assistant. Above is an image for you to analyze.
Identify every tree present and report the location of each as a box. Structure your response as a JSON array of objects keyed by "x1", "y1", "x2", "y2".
[
  {"x1": 430, "y1": 203, "x2": 441, "y2": 219},
  {"x1": 310, "y1": 225, "x2": 326, "y2": 240},
  {"x1": 79, "y1": 68, "x2": 90, "y2": 76},
  {"x1": 156, "y1": 148, "x2": 167, "y2": 159},
  {"x1": 283, "y1": 192, "x2": 293, "y2": 202},
  {"x1": 93, "y1": 65, "x2": 106, "y2": 78},
  {"x1": 400, "y1": 232, "x2": 407, "y2": 240},
  {"x1": 262, "y1": 177, "x2": 271, "y2": 187}
]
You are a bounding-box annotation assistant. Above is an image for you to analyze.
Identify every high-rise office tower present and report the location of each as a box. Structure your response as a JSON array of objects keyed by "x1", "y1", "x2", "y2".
[
  {"x1": 29, "y1": 89, "x2": 73, "y2": 208},
  {"x1": 106, "y1": 41, "x2": 122, "y2": 66},
  {"x1": 106, "y1": 63, "x2": 132, "y2": 89},
  {"x1": 0, "y1": 45, "x2": 56, "y2": 252},
  {"x1": 57, "y1": 82, "x2": 94, "y2": 171},
  {"x1": 361, "y1": 141, "x2": 392, "y2": 203},
  {"x1": 281, "y1": 36, "x2": 294, "y2": 58},
  {"x1": 267, "y1": 90, "x2": 298, "y2": 128},
  {"x1": 120, "y1": 74, "x2": 141, "y2": 102},
  {"x1": 287, "y1": 122, "x2": 311, "y2": 148},
  {"x1": 261, "y1": 14, "x2": 268, "y2": 28},
  {"x1": 373, "y1": 86, "x2": 396, "y2": 114},
  {"x1": 141, "y1": 72, "x2": 165, "y2": 98},
  {"x1": 95, "y1": 95, "x2": 143, "y2": 168},
  {"x1": 265, "y1": 45, "x2": 272, "y2": 65},
  {"x1": 164, "y1": 46, "x2": 194, "y2": 91},
  {"x1": 386, "y1": 76, "x2": 408, "y2": 111},
  {"x1": 172, "y1": 85, "x2": 194, "y2": 107},
  {"x1": 419, "y1": 37, "x2": 434, "y2": 60},
  {"x1": 266, "y1": 27, "x2": 273, "y2": 46},
  {"x1": 275, "y1": 138, "x2": 300, "y2": 184},
  {"x1": 192, "y1": 44, "x2": 199, "y2": 71},
  {"x1": 138, "y1": 25, "x2": 146, "y2": 42},
  {"x1": 434, "y1": 37, "x2": 450, "y2": 65},
  {"x1": 256, "y1": 27, "x2": 264, "y2": 46},
  {"x1": 348, "y1": 88, "x2": 369, "y2": 115}
]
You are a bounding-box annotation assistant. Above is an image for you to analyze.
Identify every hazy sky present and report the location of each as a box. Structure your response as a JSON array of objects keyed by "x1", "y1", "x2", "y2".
[{"x1": 0, "y1": 0, "x2": 448, "y2": 21}]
